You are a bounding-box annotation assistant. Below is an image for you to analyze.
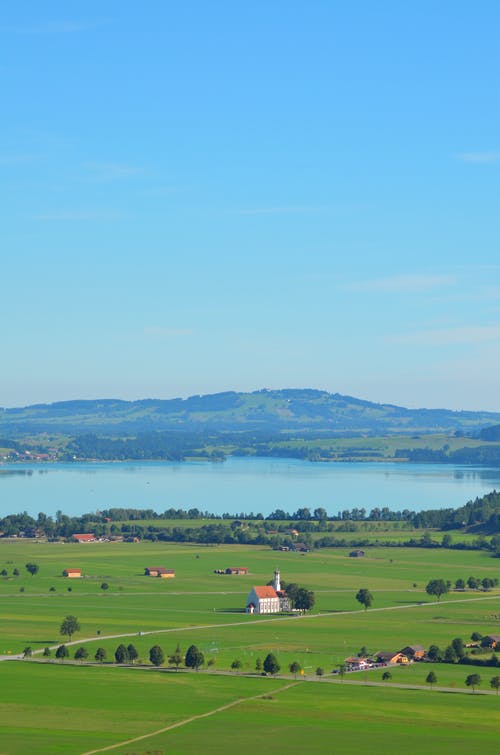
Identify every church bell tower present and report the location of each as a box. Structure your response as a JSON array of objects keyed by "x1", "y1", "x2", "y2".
[{"x1": 273, "y1": 569, "x2": 281, "y2": 592}]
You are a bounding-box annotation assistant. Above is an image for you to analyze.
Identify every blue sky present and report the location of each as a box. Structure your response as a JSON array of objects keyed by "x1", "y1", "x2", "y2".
[{"x1": 2, "y1": 1, "x2": 500, "y2": 411}]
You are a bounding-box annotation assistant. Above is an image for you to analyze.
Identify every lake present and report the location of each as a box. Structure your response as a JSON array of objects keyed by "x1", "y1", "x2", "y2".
[{"x1": 1, "y1": 457, "x2": 500, "y2": 519}]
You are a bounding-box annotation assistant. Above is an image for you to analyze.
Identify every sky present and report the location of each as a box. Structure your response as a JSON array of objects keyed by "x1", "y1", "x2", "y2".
[{"x1": 1, "y1": 1, "x2": 500, "y2": 411}]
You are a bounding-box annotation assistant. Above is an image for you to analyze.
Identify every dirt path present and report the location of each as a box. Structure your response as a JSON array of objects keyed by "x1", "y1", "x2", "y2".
[{"x1": 81, "y1": 681, "x2": 298, "y2": 755}]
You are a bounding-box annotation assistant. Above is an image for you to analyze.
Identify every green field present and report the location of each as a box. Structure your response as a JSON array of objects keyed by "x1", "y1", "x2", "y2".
[
  {"x1": 2, "y1": 663, "x2": 500, "y2": 754},
  {"x1": 2, "y1": 539, "x2": 500, "y2": 752}
]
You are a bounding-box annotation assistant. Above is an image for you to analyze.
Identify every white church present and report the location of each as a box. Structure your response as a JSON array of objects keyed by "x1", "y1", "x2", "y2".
[{"x1": 246, "y1": 569, "x2": 290, "y2": 614}]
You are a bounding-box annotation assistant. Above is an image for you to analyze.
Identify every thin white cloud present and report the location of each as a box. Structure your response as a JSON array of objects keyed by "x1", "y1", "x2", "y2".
[
  {"x1": 456, "y1": 151, "x2": 500, "y2": 164},
  {"x1": 1, "y1": 21, "x2": 90, "y2": 34},
  {"x1": 0, "y1": 154, "x2": 37, "y2": 165},
  {"x1": 347, "y1": 274, "x2": 456, "y2": 293},
  {"x1": 82, "y1": 162, "x2": 142, "y2": 181},
  {"x1": 239, "y1": 205, "x2": 326, "y2": 215},
  {"x1": 142, "y1": 185, "x2": 190, "y2": 196},
  {"x1": 143, "y1": 327, "x2": 193, "y2": 339},
  {"x1": 391, "y1": 323, "x2": 500, "y2": 346},
  {"x1": 33, "y1": 210, "x2": 121, "y2": 221}
]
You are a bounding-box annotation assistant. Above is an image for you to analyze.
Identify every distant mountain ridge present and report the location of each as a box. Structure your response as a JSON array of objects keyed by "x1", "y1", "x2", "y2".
[{"x1": 1, "y1": 389, "x2": 500, "y2": 437}]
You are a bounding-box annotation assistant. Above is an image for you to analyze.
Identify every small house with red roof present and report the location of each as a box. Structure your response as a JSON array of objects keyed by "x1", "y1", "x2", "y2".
[
  {"x1": 145, "y1": 567, "x2": 175, "y2": 578},
  {"x1": 72, "y1": 533, "x2": 95, "y2": 543},
  {"x1": 63, "y1": 568, "x2": 82, "y2": 578}
]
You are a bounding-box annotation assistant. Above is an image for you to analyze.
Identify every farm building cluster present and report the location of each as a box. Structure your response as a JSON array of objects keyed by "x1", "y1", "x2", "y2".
[
  {"x1": 144, "y1": 567, "x2": 175, "y2": 578},
  {"x1": 343, "y1": 646, "x2": 428, "y2": 671},
  {"x1": 342, "y1": 636, "x2": 500, "y2": 672}
]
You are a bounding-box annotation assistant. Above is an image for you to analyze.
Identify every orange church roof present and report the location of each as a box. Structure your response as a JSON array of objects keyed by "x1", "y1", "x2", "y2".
[{"x1": 253, "y1": 586, "x2": 278, "y2": 599}]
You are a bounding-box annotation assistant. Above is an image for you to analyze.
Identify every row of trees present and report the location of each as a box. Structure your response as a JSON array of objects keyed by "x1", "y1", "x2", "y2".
[
  {"x1": 425, "y1": 575, "x2": 499, "y2": 602},
  {"x1": 381, "y1": 669, "x2": 495, "y2": 693},
  {"x1": 29, "y1": 644, "x2": 500, "y2": 692},
  {"x1": 28, "y1": 640, "x2": 500, "y2": 692}
]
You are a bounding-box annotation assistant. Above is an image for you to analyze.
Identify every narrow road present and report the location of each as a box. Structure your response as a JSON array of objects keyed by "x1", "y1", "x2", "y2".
[{"x1": 3, "y1": 591, "x2": 500, "y2": 659}]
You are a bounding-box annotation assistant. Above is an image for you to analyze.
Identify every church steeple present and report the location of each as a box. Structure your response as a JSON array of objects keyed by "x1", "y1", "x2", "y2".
[{"x1": 273, "y1": 569, "x2": 281, "y2": 592}]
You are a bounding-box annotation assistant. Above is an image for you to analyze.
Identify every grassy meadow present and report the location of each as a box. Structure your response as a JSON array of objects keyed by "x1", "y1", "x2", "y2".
[
  {"x1": 2, "y1": 663, "x2": 500, "y2": 754},
  {"x1": 1, "y1": 538, "x2": 500, "y2": 752}
]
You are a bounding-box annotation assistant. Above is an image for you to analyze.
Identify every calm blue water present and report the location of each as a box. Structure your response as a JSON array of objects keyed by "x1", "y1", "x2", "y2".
[{"x1": 1, "y1": 457, "x2": 500, "y2": 519}]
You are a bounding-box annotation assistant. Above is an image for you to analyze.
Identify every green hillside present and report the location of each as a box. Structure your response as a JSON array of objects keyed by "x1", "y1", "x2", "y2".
[{"x1": 2, "y1": 388, "x2": 500, "y2": 436}]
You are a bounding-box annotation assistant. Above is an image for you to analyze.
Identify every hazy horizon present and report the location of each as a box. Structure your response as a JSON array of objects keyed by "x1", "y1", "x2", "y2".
[{"x1": 2, "y1": 385, "x2": 500, "y2": 415}]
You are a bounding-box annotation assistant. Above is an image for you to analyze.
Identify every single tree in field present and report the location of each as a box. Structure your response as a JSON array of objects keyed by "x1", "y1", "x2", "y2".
[
  {"x1": 25, "y1": 562, "x2": 39, "y2": 577},
  {"x1": 488, "y1": 653, "x2": 499, "y2": 668},
  {"x1": 443, "y1": 645, "x2": 458, "y2": 664},
  {"x1": 255, "y1": 657, "x2": 263, "y2": 672},
  {"x1": 427, "y1": 645, "x2": 442, "y2": 662},
  {"x1": 356, "y1": 588, "x2": 373, "y2": 611},
  {"x1": 100, "y1": 582, "x2": 109, "y2": 591},
  {"x1": 184, "y1": 645, "x2": 205, "y2": 671},
  {"x1": 13, "y1": 568, "x2": 19, "y2": 577},
  {"x1": 382, "y1": 671, "x2": 392, "y2": 683},
  {"x1": 127, "y1": 644, "x2": 138, "y2": 664},
  {"x1": 185, "y1": 645, "x2": 204, "y2": 671},
  {"x1": 0, "y1": 569, "x2": 7, "y2": 577},
  {"x1": 74, "y1": 647, "x2": 88, "y2": 662},
  {"x1": 289, "y1": 661, "x2": 302, "y2": 679},
  {"x1": 425, "y1": 579, "x2": 449, "y2": 602},
  {"x1": 114, "y1": 644, "x2": 129, "y2": 664},
  {"x1": 471, "y1": 631, "x2": 482, "y2": 642},
  {"x1": 23, "y1": 646, "x2": 32, "y2": 658},
  {"x1": 169, "y1": 643, "x2": 183, "y2": 671},
  {"x1": 455, "y1": 578, "x2": 465, "y2": 590},
  {"x1": 294, "y1": 588, "x2": 315, "y2": 611},
  {"x1": 263, "y1": 653, "x2": 280, "y2": 676},
  {"x1": 465, "y1": 673, "x2": 481, "y2": 693},
  {"x1": 426, "y1": 671, "x2": 437, "y2": 689},
  {"x1": 338, "y1": 663, "x2": 347, "y2": 681},
  {"x1": 207, "y1": 657, "x2": 216, "y2": 669},
  {"x1": 451, "y1": 637, "x2": 465, "y2": 659},
  {"x1": 316, "y1": 667, "x2": 324, "y2": 677},
  {"x1": 60, "y1": 615, "x2": 80, "y2": 642},
  {"x1": 43, "y1": 647, "x2": 51, "y2": 658},
  {"x1": 490, "y1": 676, "x2": 500, "y2": 694},
  {"x1": 56, "y1": 644, "x2": 69, "y2": 662},
  {"x1": 231, "y1": 658, "x2": 243, "y2": 673},
  {"x1": 95, "y1": 647, "x2": 107, "y2": 663},
  {"x1": 149, "y1": 645, "x2": 165, "y2": 667}
]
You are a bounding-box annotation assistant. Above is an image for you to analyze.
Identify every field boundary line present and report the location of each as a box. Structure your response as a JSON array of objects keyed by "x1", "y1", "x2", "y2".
[
  {"x1": 81, "y1": 681, "x2": 298, "y2": 755},
  {"x1": 3, "y1": 591, "x2": 497, "y2": 662}
]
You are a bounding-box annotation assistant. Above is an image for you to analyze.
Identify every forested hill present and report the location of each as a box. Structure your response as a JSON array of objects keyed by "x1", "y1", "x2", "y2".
[{"x1": 1, "y1": 388, "x2": 500, "y2": 437}]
